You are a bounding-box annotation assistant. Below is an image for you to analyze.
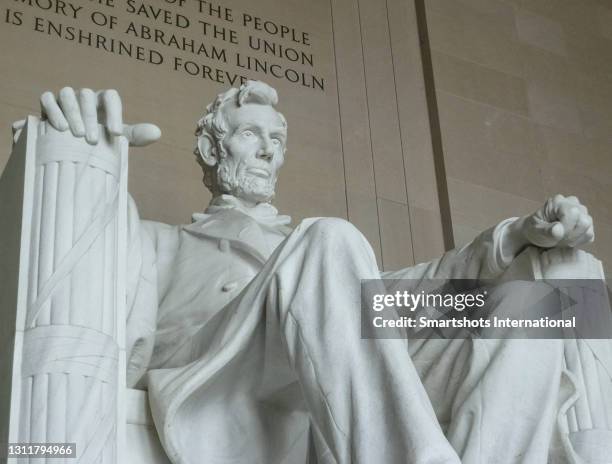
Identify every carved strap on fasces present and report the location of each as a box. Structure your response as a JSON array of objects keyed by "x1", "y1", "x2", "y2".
[
  {"x1": 37, "y1": 148, "x2": 121, "y2": 179},
  {"x1": 22, "y1": 325, "x2": 119, "y2": 464},
  {"x1": 35, "y1": 122, "x2": 121, "y2": 179},
  {"x1": 22, "y1": 325, "x2": 119, "y2": 382},
  {"x1": 25, "y1": 185, "x2": 119, "y2": 328}
]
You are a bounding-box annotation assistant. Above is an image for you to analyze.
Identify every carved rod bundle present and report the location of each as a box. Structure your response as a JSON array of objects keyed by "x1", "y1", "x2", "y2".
[{"x1": 6, "y1": 118, "x2": 128, "y2": 463}]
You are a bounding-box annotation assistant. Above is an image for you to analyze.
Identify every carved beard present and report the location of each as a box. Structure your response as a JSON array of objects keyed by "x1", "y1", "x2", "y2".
[{"x1": 216, "y1": 158, "x2": 277, "y2": 203}]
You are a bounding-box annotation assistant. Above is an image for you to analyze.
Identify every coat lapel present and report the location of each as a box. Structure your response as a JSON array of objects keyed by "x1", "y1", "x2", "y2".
[{"x1": 183, "y1": 209, "x2": 277, "y2": 264}]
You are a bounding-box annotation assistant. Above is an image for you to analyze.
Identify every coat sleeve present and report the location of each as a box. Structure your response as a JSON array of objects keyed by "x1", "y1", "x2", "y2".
[
  {"x1": 124, "y1": 196, "x2": 159, "y2": 387},
  {"x1": 123, "y1": 198, "x2": 181, "y2": 390},
  {"x1": 382, "y1": 217, "x2": 519, "y2": 281}
]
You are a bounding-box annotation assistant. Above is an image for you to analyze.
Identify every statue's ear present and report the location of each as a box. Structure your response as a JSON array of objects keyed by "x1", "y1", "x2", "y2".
[{"x1": 197, "y1": 134, "x2": 218, "y2": 167}]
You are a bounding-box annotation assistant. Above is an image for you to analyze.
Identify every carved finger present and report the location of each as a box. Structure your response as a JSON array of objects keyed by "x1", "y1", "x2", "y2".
[
  {"x1": 12, "y1": 119, "x2": 26, "y2": 143},
  {"x1": 123, "y1": 123, "x2": 161, "y2": 147},
  {"x1": 552, "y1": 194, "x2": 565, "y2": 205},
  {"x1": 578, "y1": 225, "x2": 596, "y2": 245},
  {"x1": 59, "y1": 87, "x2": 85, "y2": 137},
  {"x1": 12, "y1": 119, "x2": 26, "y2": 134},
  {"x1": 586, "y1": 225, "x2": 595, "y2": 243},
  {"x1": 102, "y1": 89, "x2": 123, "y2": 136},
  {"x1": 565, "y1": 212, "x2": 593, "y2": 246},
  {"x1": 79, "y1": 88, "x2": 99, "y2": 144},
  {"x1": 558, "y1": 205, "x2": 580, "y2": 234},
  {"x1": 565, "y1": 216, "x2": 591, "y2": 245},
  {"x1": 542, "y1": 197, "x2": 555, "y2": 220},
  {"x1": 568, "y1": 225, "x2": 595, "y2": 247},
  {"x1": 566, "y1": 195, "x2": 580, "y2": 205},
  {"x1": 549, "y1": 222, "x2": 565, "y2": 242},
  {"x1": 527, "y1": 218, "x2": 564, "y2": 247},
  {"x1": 568, "y1": 235, "x2": 588, "y2": 248},
  {"x1": 40, "y1": 91, "x2": 69, "y2": 131}
]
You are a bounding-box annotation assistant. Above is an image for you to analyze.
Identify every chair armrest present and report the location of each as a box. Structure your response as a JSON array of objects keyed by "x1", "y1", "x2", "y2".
[{"x1": 501, "y1": 246, "x2": 606, "y2": 281}]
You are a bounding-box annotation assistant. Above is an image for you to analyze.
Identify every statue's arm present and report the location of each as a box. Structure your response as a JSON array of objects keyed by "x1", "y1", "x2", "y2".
[
  {"x1": 384, "y1": 194, "x2": 594, "y2": 280},
  {"x1": 383, "y1": 217, "x2": 517, "y2": 280},
  {"x1": 124, "y1": 198, "x2": 181, "y2": 388},
  {"x1": 125, "y1": 197, "x2": 159, "y2": 387}
]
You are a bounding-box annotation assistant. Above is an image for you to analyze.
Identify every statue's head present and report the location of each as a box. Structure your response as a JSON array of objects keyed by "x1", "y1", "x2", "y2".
[{"x1": 195, "y1": 80, "x2": 287, "y2": 204}]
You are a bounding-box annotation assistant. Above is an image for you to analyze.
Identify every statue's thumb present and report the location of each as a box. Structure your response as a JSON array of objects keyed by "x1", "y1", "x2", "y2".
[
  {"x1": 123, "y1": 123, "x2": 161, "y2": 147},
  {"x1": 547, "y1": 222, "x2": 565, "y2": 242},
  {"x1": 527, "y1": 218, "x2": 565, "y2": 247}
]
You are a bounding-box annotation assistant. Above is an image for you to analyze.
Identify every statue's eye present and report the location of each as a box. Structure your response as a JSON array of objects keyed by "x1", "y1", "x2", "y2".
[
  {"x1": 242, "y1": 130, "x2": 254, "y2": 137},
  {"x1": 272, "y1": 138, "x2": 281, "y2": 146}
]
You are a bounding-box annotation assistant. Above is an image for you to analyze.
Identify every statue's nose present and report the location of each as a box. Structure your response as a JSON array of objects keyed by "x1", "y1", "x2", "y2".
[
  {"x1": 257, "y1": 140, "x2": 274, "y2": 161},
  {"x1": 256, "y1": 149, "x2": 273, "y2": 161}
]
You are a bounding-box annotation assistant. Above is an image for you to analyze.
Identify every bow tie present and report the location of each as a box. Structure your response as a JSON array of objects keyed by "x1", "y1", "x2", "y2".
[{"x1": 192, "y1": 194, "x2": 293, "y2": 233}]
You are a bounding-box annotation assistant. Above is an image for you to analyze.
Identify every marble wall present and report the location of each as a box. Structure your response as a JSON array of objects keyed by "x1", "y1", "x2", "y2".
[{"x1": 425, "y1": 0, "x2": 612, "y2": 275}]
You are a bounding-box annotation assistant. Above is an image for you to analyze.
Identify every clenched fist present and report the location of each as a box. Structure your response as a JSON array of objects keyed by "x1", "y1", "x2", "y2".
[
  {"x1": 502, "y1": 194, "x2": 595, "y2": 262},
  {"x1": 522, "y1": 194, "x2": 594, "y2": 248}
]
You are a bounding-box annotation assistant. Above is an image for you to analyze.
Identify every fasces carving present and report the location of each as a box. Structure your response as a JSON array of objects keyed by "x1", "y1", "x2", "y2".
[
  {"x1": 2, "y1": 82, "x2": 611, "y2": 464},
  {"x1": 2, "y1": 119, "x2": 129, "y2": 462}
]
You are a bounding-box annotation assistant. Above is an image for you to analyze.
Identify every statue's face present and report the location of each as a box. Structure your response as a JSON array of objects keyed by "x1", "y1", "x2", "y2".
[{"x1": 217, "y1": 103, "x2": 286, "y2": 203}]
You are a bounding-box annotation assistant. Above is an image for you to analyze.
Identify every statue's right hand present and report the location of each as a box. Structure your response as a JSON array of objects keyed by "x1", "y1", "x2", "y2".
[{"x1": 40, "y1": 87, "x2": 161, "y2": 147}]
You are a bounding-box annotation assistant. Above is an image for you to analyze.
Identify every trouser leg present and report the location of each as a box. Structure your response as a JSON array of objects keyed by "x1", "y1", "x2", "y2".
[
  {"x1": 560, "y1": 341, "x2": 612, "y2": 464},
  {"x1": 258, "y1": 217, "x2": 460, "y2": 464},
  {"x1": 410, "y1": 333, "x2": 565, "y2": 463}
]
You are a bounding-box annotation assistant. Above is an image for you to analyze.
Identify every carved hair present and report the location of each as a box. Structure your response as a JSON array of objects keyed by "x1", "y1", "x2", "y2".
[{"x1": 194, "y1": 80, "x2": 287, "y2": 195}]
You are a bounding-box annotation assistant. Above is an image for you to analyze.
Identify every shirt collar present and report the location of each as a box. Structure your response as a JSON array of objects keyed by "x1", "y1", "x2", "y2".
[{"x1": 192, "y1": 194, "x2": 292, "y2": 232}]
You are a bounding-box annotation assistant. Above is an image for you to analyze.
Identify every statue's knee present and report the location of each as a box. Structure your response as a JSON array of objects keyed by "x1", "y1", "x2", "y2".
[
  {"x1": 296, "y1": 217, "x2": 376, "y2": 268},
  {"x1": 529, "y1": 339, "x2": 563, "y2": 365},
  {"x1": 488, "y1": 338, "x2": 563, "y2": 372},
  {"x1": 307, "y1": 217, "x2": 364, "y2": 244}
]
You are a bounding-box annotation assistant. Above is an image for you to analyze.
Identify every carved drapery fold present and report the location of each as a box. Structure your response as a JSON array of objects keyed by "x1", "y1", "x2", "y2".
[{"x1": 511, "y1": 247, "x2": 612, "y2": 463}]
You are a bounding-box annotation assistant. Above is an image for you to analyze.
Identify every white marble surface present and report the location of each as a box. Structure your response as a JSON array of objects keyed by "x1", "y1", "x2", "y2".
[{"x1": 126, "y1": 389, "x2": 171, "y2": 464}]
